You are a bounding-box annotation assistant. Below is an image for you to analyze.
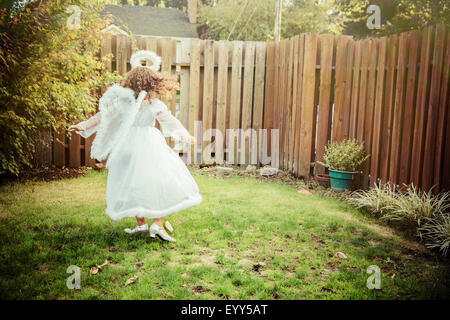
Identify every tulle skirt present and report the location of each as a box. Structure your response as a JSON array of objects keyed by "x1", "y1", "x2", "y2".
[{"x1": 104, "y1": 126, "x2": 202, "y2": 220}]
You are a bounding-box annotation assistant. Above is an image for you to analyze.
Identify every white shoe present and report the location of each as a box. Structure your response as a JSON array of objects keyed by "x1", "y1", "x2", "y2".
[
  {"x1": 149, "y1": 223, "x2": 176, "y2": 242},
  {"x1": 164, "y1": 220, "x2": 174, "y2": 233},
  {"x1": 124, "y1": 224, "x2": 148, "y2": 234}
]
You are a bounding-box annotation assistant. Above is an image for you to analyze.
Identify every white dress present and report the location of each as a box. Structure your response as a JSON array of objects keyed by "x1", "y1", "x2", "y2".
[{"x1": 76, "y1": 84, "x2": 202, "y2": 220}]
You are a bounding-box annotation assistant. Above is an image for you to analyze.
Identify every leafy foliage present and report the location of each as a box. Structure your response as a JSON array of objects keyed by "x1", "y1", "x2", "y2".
[
  {"x1": 0, "y1": 0, "x2": 120, "y2": 175},
  {"x1": 197, "y1": 0, "x2": 343, "y2": 41},
  {"x1": 337, "y1": 0, "x2": 450, "y2": 39},
  {"x1": 318, "y1": 139, "x2": 369, "y2": 172}
]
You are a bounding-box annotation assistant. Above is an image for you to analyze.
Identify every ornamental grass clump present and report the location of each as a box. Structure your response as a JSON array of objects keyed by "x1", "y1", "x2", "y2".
[
  {"x1": 347, "y1": 182, "x2": 398, "y2": 217},
  {"x1": 381, "y1": 186, "x2": 450, "y2": 228},
  {"x1": 318, "y1": 139, "x2": 369, "y2": 172},
  {"x1": 347, "y1": 183, "x2": 450, "y2": 256},
  {"x1": 419, "y1": 213, "x2": 450, "y2": 256}
]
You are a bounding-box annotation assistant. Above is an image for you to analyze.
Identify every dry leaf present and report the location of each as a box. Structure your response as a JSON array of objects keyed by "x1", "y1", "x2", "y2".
[
  {"x1": 89, "y1": 260, "x2": 110, "y2": 275},
  {"x1": 90, "y1": 266, "x2": 99, "y2": 275},
  {"x1": 98, "y1": 260, "x2": 109, "y2": 270},
  {"x1": 125, "y1": 275, "x2": 138, "y2": 286},
  {"x1": 334, "y1": 252, "x2": 347, "y2": 259}
]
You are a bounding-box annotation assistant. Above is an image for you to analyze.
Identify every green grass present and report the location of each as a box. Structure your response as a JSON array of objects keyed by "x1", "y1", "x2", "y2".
[{"x1": 0, "y1": 169, "x2": 448, "y2": 299}]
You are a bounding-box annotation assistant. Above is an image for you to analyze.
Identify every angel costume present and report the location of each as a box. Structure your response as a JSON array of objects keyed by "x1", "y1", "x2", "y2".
[{"x1": 75, "y1": 84, "x2": 202, "y2": 221}]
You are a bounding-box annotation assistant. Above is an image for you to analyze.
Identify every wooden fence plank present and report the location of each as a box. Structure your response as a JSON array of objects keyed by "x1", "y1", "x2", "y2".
[
  {"x1": 369, "y1": 37, "x2": 387, "y2": 186},
  {"x1": 389, "y1": 32, "x2": 409, "y2": 183},
  {"x1": 316, "y1": 34, "x2": 334, "y2": 174},
  {"x1": 241, "y1": 41, "x2": 256, "y2": 164},
  {"x1": 286, "y1": 38, "x2": 295, "y2": 171},
  {"x1": 188, "y1": 39, "x2": 201, "y2": 163},
  {"x1": 101, "y1": 33, "x2": 112, "y2": 72},
  {"x1": 53, "y1": 130, "x2": 65, "y2": 167},
  {"x1": 69, "y1": 133, "x2": 80, "y2": 168},
  {"x1": 294, "y1": 34, "x2": 305, "y2": 175},
  {"x1": 229, "y1": 41, "x2": 243, "y2": 164},
  {"x1": 289, "y1": 36, "x2": 300, "y2": 173},
  {"x1": 349, "y1": 40, "x2": 362, "y2": 138},
  {"x1": 116, "y1": 34, "x2": 128, "y2": 76},
  {"x1": 356, "y1": 39, "x2": 370, "y2": 142},
  {"x1": 202, "y1": 39, "x2": 214, "y2": 159},
  {"x1": 272, "y1": 41, "x2": 281, "y2": 167},
  {"x1": 399, "y1": 30, "x2": 420, "y2": 184},
  {"x1": 278, "y1": 40, "x2": 287, "y2": 169},
  {"x1": 362, "y1": 39, "x2": 378, "y2": 188},
  {"x1": 379, "y1": 35, "x2": 398, "y2": 183},
  {"x1": 434, "y1": 31, "x2": 450, "y2": 191},
  {"x1": 422, "y1": 25, "x2": 446, "y2": 191},
  {"x1": 410, "y1": 26, "x2": 433, "y2": 187},
  {"x1": 298, "y1": 34, "x2": 318, "y2": 178},
  {"x1": 263, "y1": 42, "x2": 275, "y2": 164},
  {"x1": 253, "y1": 42, "x2": 266, "y2": 166},
  {"x1": 332, "y1": 36, "x2": 350, "y2": 142},
  {"x1": 341, "y1": 41, "x2": 355, "y2": 140},
  {"x1": 216, "y1": 41, "x2": 229, "y2": 164},
  {"x1": 180, "y1": 67, "x2": 190, "y2": 128}
]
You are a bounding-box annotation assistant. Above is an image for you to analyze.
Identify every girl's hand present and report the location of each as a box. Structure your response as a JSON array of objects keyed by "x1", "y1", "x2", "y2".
[
  {"x1": 182, "y1": 135, "x2": 196, "y2": 144},
  {"x1": 68, "y1": 125, "x2": 83, "y2": 132}
]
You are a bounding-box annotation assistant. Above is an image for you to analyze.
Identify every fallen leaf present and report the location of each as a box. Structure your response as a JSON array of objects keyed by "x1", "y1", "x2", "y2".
[
  {"x1": 298, "y1": 189, "x2": 312, "y2": 195},
  {"x1": 334, "y1": 252, "x2": 347, "y2": 259},
  {"x1": 90, "y1": 266, "x2": 99, "y2": 275},
  {"x1": 89, "y1": 260, "x2": 110, "y2": 275},
  {"x1": 125, "y1": 275, "x2": 138, "y2": 286}
]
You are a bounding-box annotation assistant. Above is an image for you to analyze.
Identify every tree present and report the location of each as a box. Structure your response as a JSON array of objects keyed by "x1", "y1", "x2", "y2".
[
  {"x1": 197, "y1": 0, "x2": 342, "y2": 41},
  {"x1": 0, "y1": 0, "x2": 120, "y2": 175},
  {"x1": 337, "y1": 0, "x2": 450, "y2": 38}
]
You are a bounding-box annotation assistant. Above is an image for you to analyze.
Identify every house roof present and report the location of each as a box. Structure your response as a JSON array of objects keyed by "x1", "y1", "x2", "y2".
[{"x1": 101, "y1": 5, "x2": 198, "y2": 38}]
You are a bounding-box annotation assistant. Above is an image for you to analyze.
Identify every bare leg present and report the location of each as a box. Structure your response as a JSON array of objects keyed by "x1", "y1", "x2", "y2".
[
  {"x1": 154, "y1": 217, "x2": 164, "y2": 228},
  {"x1": 136, "y1": 217, "x2": 146, "y2": 226}
]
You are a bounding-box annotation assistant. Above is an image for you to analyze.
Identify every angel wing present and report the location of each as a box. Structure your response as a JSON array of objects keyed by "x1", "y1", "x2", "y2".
[{"x1": 88, "y1": 84, "x2": 146, "y2": 162}]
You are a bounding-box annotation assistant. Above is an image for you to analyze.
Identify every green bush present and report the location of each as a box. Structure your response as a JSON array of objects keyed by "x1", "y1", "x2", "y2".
[
  {"x1": 318, "y1": 139, "x2": 369, "y2": 172},
  {"x1": 0, "y1": 0, "x2": 120, "y2": 176}
]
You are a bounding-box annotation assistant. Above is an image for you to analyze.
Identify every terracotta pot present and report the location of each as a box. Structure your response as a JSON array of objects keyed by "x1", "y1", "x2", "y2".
[{"x1": 315, "y1": 173, "x2": 330, "y2": 187}]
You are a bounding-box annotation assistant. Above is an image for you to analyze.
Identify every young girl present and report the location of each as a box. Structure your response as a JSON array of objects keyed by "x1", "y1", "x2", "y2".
[{"x1": 68, "y1": 50, "x2": 202, "y2": 242}]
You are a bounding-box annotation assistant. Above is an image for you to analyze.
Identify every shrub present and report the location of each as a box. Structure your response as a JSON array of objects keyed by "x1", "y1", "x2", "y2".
[
  {"x1": 419, "y1": 214, "x2": 450, "y2": 256},
  {"x1": 0, "y1": 0, "x2": 120, "y2": 176},
  {"x1": 318, "y1": 139, "x2": 369, "y2": 172}
]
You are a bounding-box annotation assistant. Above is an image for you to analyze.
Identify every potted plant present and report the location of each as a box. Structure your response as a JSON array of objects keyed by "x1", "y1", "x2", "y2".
[{"x1": 317, "y1": 139, "x2": 369, "y2": 192}]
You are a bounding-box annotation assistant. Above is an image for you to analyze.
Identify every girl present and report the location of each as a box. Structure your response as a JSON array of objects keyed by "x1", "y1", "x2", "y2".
[{"x1": 68, "y1": 50, "x2": 202, "y2": 242}]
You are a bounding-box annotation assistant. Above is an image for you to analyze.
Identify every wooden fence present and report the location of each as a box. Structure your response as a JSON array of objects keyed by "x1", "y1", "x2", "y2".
[{"x1": 45, "y1": 25, "x2": 449, "y2": 192}]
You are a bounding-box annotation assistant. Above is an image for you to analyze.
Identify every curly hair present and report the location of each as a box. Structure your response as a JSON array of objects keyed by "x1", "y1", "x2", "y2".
[{"x1": 120, "y1": 66, "x2": 179, "y2": 101}]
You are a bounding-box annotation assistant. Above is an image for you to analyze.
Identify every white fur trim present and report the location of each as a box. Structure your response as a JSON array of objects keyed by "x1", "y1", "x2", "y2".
[{"x1": 130, "y1": 50, "x2": 161, "y2": 71}]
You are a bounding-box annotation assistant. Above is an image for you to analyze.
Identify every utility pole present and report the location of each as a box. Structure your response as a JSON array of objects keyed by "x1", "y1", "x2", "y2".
[{"x1": 274, "y1": 0, "x2": 282, "y2": 42}]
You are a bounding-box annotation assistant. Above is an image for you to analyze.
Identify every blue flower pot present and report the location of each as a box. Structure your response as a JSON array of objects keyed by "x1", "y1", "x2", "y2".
[{"x1": 328, "y1": 169, "x2": 358, "y2": 192}]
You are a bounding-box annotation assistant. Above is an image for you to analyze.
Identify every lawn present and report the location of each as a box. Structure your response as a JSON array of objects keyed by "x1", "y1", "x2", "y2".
[{"x1": 0, "y1": 168, "x2": 448, "y2": 299}]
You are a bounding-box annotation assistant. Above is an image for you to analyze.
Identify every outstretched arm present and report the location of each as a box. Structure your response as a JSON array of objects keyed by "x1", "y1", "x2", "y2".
[
  {"x1": 156, "y1": 108, "x2": 194, "y2": 150},
  {"x1": 68, "y1": 112, "x2": 101, "y2": 138}
]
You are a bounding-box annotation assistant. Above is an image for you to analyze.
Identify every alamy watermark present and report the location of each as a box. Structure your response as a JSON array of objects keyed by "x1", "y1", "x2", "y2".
[
  {"x1": 66, "y1": 265, "x2": 81, "y2": 290},
  {"x1": 366, "y1": 265, "x2": 381, "y2": 289},
  {"x1": 367, "y1": 5, "x2": 381, "y2": 30},
  {"x1": 177, "y1": 121, "x2": 280, "y2": 168},
  {"x1": 66, "y1": 5, "x2": 81, "y2": 30}
]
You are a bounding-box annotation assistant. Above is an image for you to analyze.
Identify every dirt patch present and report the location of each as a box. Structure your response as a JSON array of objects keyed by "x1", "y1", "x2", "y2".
[{"x1": 4, "y1": 166, "x2": 89, "y2": 184}]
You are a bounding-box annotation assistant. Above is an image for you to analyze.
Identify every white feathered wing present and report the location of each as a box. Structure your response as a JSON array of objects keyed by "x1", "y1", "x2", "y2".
[{"x1": 90, "y1": 84, "x2": 146, "y2": 162}]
